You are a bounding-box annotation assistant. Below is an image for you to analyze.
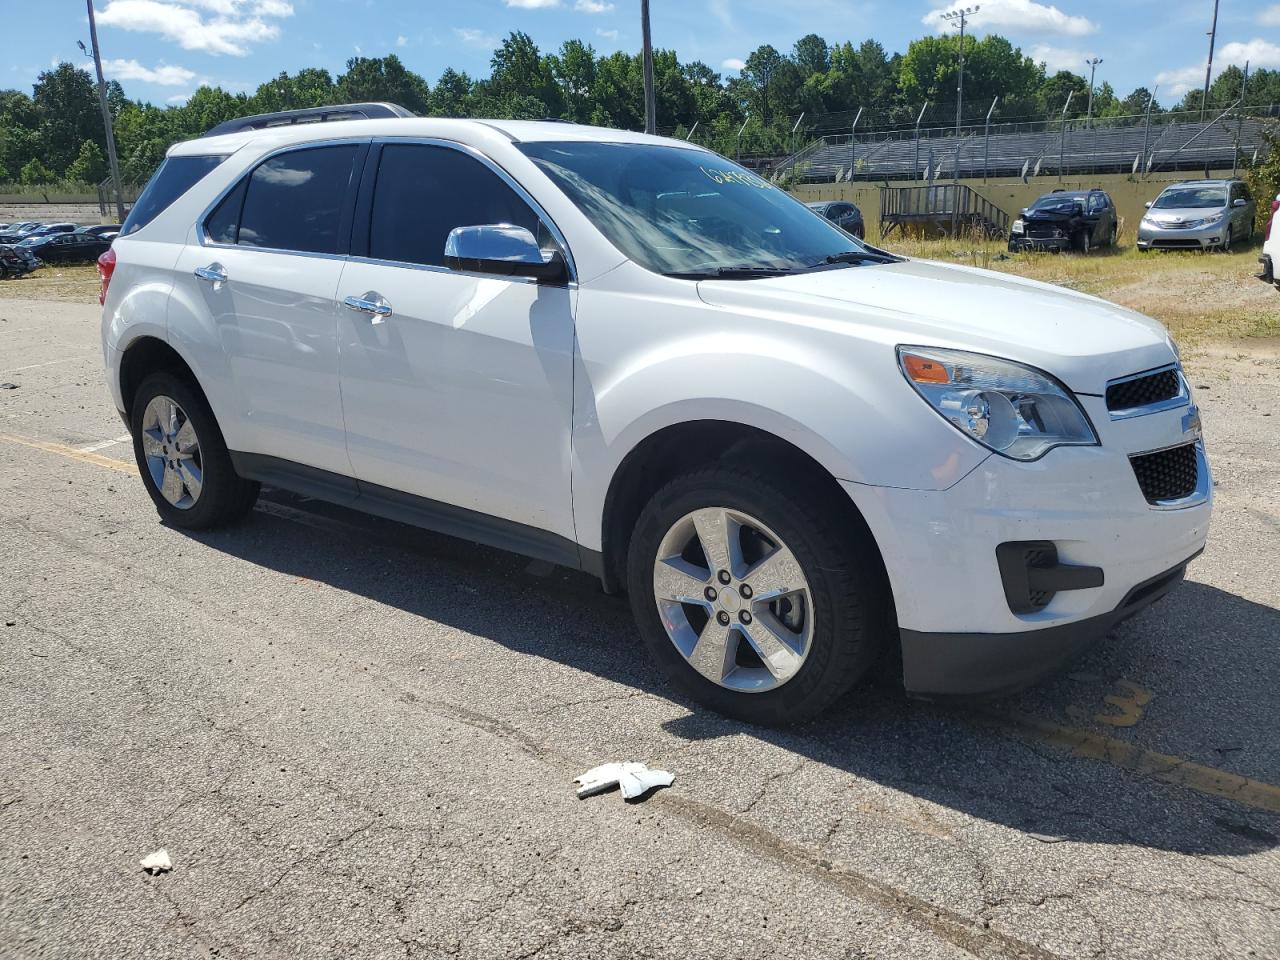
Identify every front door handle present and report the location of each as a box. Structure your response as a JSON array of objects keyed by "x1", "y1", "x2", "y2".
[
  {"x1": 194, "y1": 262, "x2": 227, "y2": 285},
  {"x1": 343, "y1": 292, "x2": 393, "y2": 324}
]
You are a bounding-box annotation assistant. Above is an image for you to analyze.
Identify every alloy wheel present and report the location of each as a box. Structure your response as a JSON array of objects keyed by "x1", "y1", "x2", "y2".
[
  {"x1": 140, "y1": 395, "x2": 203, "y2": 509},
  {"x1": 652, "y1": 507, "x2": 813, "y2": 693}
]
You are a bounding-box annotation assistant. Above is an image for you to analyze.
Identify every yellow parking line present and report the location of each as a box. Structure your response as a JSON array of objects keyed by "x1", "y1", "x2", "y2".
[
  {"x1": 5, "y1": 428, "x2": 1279, "y2": 814},
  {"x1": 976, "y1": 710, "x2": 1280, "y2": 814},
  {"x1": 0, "y1": 433, "x2": 136, "y2": 474}
]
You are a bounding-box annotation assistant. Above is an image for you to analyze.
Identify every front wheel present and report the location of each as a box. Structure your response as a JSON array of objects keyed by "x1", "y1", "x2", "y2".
[
  {"x1": 130, "y1": 371, "x2": 259, "y2": 529},
  {"x1": 1222, "y1": 226, "x2": 1234, "y2": 251},
  {"x1": 1074, "y1": 230, "x2": 1091, "y2": 254},
  {"x1": 626, "y1": 464, "x2": 889, "y2": 725}
]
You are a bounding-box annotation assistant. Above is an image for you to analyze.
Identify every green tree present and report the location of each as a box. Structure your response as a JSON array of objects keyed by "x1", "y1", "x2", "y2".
[
  {"x1": 20, "y1": 157, "x2": 54, "y2": 185},
  {"x1": 65, "y1": 139, "x2": 106, "y2": 184},
  {"x1": 490, "y1": 32, "x2": 562, "y2": 116},
  {"x1": 548, "y1": 39, "x2": 597, "y2": 123},
  {"x1": 32, "y1": 62, "x2": 104, "y2": 174},
  {"x1": 1244, "y1": 126, "x2": 1280, "y2": 233},
  {"x1": 1120, "y1": 86, "x2": 1162, "y2": 116},
  {"x1": 792, "y1": 34, "x2": 830, "y2": 76},
  {"x1": 336, "y1": 55, "x2": 429, "y2": 114},
  {"x1": 1038, "y1": 70, "x2": 1089, "y2": 119},
  {"x1": 430, "y1": 68, "x2": 474, "y2": 117}
]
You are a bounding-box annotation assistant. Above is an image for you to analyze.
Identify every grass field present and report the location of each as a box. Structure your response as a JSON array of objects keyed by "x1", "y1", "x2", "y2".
[{"x1": 2, "y1": 241, "x2": 1276, "y2": 346}]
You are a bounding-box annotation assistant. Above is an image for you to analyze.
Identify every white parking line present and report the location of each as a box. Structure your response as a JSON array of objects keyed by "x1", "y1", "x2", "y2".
[
  {"x1": 77, "y1": 434, "x2": 132, "y2": 453},
  {"x1": 0, "y1": 356, "x2": 96, "y2": 376}
]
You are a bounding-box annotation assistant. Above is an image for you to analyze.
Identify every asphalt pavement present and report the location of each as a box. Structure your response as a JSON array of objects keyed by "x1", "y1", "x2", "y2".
[{"x1": 1, "y1": 299, "x2": 1278, "y2": 959}]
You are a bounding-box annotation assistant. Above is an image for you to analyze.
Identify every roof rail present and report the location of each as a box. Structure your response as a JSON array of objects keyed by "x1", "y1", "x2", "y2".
[{"x1": 203, "y1": 102, "x2": 414, "y2": 138}]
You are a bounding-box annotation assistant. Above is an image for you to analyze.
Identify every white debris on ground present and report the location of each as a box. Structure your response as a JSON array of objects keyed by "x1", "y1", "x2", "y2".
[
  {"x1": 139, "y1": 849, "x2": 172, "y2": 875},
  {"x1": 574, "y1": 762, "x2": 674, "y2": 801}
]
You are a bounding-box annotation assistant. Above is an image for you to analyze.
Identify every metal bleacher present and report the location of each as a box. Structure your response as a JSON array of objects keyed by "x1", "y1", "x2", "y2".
[{"x1": 775, "y1": 112, "x2": 1274, "y2": 183}]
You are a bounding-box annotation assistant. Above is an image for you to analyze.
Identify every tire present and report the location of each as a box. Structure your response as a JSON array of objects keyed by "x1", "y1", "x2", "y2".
[
  {"x1": 1222, "y1": 226, "x2": 1233, "y2": 251},
  {"x1": 626, "y1": 463, "x2": 889, "y2": 726},
  {"x1": 130, "y1": 371, "x2": 259, "y2": 529},
  {"x1": 1074, "y1": 230, "x2": 1091, "y2": 254},
  {"x1": 1108, "y1": 224, "x2": 1118, "y2": 248}
]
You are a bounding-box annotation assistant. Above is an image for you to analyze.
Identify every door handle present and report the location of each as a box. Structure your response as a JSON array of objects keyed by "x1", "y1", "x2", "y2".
[
  {"x1": 343, "y1": 292, "x2": 393, "y2": 323},
  {"x1": 194, "y1": 263, "x2": 227, "y2": 284}
]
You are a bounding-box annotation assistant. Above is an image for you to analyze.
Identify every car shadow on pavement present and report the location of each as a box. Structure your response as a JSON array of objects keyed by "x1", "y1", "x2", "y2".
[{"x1": 185, "y1": 489, "x2": 1280, "y2": 858}]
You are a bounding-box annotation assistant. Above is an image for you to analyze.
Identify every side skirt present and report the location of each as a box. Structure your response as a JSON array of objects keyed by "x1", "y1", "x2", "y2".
[{"x1": 229, "y1": 452, "x2": 603, "y2": 578}]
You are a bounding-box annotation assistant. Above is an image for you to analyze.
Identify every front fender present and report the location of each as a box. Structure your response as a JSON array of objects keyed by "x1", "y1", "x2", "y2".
[{"x1": 569, "y1": 274, "x2": 985, "y2": 552}]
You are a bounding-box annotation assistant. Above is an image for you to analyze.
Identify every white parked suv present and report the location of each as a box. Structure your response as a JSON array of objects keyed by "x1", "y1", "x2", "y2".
[
  {"x1": 1261, "y1": 192, "x2": 1280, "y2": 290},
  {"x1": 100, "y1": 106, "x2": 1212, "y2": 724}
]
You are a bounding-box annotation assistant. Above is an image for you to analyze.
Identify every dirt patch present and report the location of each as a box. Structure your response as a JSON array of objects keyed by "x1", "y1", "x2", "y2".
[{"x1": 0, "y1": 265, "x2": 100, "y2": 303}]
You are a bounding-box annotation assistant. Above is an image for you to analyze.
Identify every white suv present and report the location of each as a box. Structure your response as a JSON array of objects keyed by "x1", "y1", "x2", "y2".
[{"x1": 100, "y1": 110, "x2": 1211, "y2": 724}]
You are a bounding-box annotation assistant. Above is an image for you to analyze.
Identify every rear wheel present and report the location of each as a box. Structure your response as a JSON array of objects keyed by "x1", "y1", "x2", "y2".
[
  {"x1": 1108, "y1": 223, "x2": 1118, "y2": 247},
  {"x1": 627, "y1": 464, "x2": 888, "y2": 725},
  {"x1": 130, "y1": 371, "x2": 259, "y2": 529}
]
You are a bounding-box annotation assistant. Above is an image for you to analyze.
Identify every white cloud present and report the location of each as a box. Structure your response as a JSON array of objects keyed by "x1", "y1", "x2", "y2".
[
  {"x1": 95, "y1": 0, "x2": 292, "y2": 57},
  {"x1": 103, "y1": 58, "x2": 197, "y2": 85},
  {"x1": 167, "y1": 93, "x2": 190, "y2": 104},
  {"x1": 1261, "y1": 5, "x2": 1280, "y2": 27},
  {"x1": 595, "y1": 27, "x2": 619, "y2": 41},
  {"x1": 1028, "y1": 44, "x2": 1092, "y2": 74},
  {"x1": 575, "y1": 0, "x2": 613, "y2": 11},
  {"x1": 721, "y1": 57, "x2": 745, "y2": 72},
  {"x1": 709, "y1": 0, "x2": 732, "y2": 29},
  {"x1": 1155, "y1": 37, "x2": 1280, "y2": 97},
  {"x1": 504, "y1": 0, "x2": 560, "y2": 6},
  {"x1": 454, "y1": 27, "x2": 497, "y2": 49},
  {"x1": 923, "y1": 0, "x2": 1096, "y2": 38}
]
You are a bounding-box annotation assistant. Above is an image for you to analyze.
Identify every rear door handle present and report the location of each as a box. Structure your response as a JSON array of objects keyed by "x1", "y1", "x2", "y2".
[
  {"x1": 194, "y1": 263, "x2": 227, "y2": 284},
  {"x1": 343, "y1": 292, "x2": 393, "y2": 323}
]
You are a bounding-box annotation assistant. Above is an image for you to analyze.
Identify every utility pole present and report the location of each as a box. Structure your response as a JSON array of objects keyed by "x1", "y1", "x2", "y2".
[
  {"x1": 1085, "y1": 57, "x2": 1102, "y2": 126},
  {"x1": 1058, "y1": 90, "x2": 1074, "y2": 181},
  {"x1": 640, "y1": 0, "x2": 656, "y2": 134},
  {"x1": 941, "y1": 6, "x2": 979, "y2": 136},
  {"x1": 82, "y1": 0, "x2": 125, "y2": 223},
  {"x1": 1200, "y1": 0, "x2": 1219, "y2": 122}
]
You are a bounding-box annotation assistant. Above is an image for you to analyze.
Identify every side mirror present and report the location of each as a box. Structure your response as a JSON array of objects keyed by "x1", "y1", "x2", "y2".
[
  {"x1": 443, "y1": 224, "x2": 568, "y2": 284},
  {"x1": 1232, "y1": 198, "x2": 1247, "y2": 207},
  {"x1": 1144, "y1": 201, "x2": 1152, "y2": 209}
]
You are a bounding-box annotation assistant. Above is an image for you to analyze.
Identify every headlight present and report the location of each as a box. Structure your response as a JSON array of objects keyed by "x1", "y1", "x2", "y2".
[
  {"x1": 897, "y1": 346, "x2": 1098, "y2": 461},
  {"x1": 1202, "y1": 212, "x2": 1225, "y2": 226},
  {"x1": 1011, "y1": 219, "x2": 1024, "y2": 234}
]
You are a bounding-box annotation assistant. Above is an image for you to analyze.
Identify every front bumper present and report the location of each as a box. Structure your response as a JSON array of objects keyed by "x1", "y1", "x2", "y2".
[
  {"x1": 1136, "y1": 222, "x2": 1225, "y2": 250},
  {"x1": 1009, "y1": 237, "x2": 1071, "y2": 253},
  {"x1": 841, "y1": 394, "x2": 1211, "y2": 695},
  {"x1": 1259, "y1": 254, "x2": 1275, "y2": 285}
]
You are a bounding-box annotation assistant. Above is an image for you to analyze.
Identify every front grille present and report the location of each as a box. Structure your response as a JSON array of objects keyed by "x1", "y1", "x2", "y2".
[
  {"x1": 1026, "y1": 225, "x2": 1064, "y2": 239},
  {"x1": 1150, "y1": 238, "x2": 1203, "y2": 249},
  {"x1": 1106, "y1": 367, "x2": 1181, "y2": 411},
  {"x1": 1130, "y1": 443, "x2": 1198, "y2": 503}
]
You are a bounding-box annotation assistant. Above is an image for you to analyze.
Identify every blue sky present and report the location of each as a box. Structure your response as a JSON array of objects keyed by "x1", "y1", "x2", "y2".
[{"x1": 7, "y1": 0, "x2": 1280, "y2": 113}]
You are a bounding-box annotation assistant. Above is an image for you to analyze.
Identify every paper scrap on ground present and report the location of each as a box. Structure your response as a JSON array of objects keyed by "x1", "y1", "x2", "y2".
[
  {"x1": 574, "y1": 762, "x2": 674, "y2": 801},
  {"x1": 140, "y1": 849, "x2": 172, "y2": 875}
]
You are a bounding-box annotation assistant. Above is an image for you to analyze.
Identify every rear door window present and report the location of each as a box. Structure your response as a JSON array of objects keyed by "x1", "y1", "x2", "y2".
[
  {"x1": 366, "y1": 143, "x2": 549, "y2": 268},
  {"x1": 122, "y1": 155, "x2": 227, "y2": 237},
  {"x1": 236, "y1": 145, "x2": 360, "y2": 255}
]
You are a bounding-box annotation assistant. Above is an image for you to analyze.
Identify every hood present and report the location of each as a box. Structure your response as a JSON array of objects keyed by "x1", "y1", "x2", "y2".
[
  {"x1": 695, "y1": 258, "x2": 1174, "y2": 396},
  {"x1": 1144, "y1": 206, "x2": 1226, "y2": 226}
]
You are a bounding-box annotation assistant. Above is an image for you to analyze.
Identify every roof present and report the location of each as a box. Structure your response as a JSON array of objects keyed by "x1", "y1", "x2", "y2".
[{"x1": 170, "y1": 116, "x2": 699, "y2": 158}]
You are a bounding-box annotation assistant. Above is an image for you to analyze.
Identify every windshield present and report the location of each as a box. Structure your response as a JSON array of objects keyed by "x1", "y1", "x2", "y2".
[
  {"x1": 518, "y1": 141, "x2": 876, "y2": 276},
  {"x1": 1153, "y1": 187, "x2": 1226, "y2": 209},
  {"x1": 1030, "y1": 195, "x2": 1084, "y2": 213}
]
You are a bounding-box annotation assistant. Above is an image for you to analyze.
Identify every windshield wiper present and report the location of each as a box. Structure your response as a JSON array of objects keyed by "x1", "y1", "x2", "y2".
[
  {"x1": 663, "y1": 265, "x2": 798, "y2": 280},
  {"x1": 807, "y1": 249, "x2": 899, "y2": 269}
]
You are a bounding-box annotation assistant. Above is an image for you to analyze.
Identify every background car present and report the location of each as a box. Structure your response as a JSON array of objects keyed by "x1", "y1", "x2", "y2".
[
  {"x1": 24, "y1": 222, "x2": 79, "y2": 238},
  {"x1": 806, "y1": 200, "x2": 865, "y2": 239},
  {"x1": 0, "y1": 222, "x2": 44, "y2": 244},
  {"x1": 1137, "y1": 179, "x2": 1255, "y2": 252},
  {"x1": 19, "y1": 231, "x2": 110, "y2": 264},
  {"x1": 0, "y1": 244, "x2": 38, "y2": 279},
  {"x1": 79, "y1": 224, "x2": 122, "y2": 241},
  {"x1": 1009, "y1": 189, "x2": 1116, "y2": 253}
]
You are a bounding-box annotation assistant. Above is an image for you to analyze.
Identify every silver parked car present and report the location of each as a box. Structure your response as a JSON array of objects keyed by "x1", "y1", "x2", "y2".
[{"x1": 1137, "y1": 179, "x2": 1256, "y2": 252}]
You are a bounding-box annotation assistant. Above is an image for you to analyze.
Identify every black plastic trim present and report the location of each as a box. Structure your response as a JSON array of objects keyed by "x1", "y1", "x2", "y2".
[
  {"x1": 230, "y1": 452, "x2": 594, "y2": 575},
  {"x1": 996, "y1": 540, "x2": 1104, "y2": 614},
  {"x1": 900, "y1": 550, "x2": 1201, "y2": 697},
  {"x1": 204, "y1": 102, "x2": 413, "y2": 137}
]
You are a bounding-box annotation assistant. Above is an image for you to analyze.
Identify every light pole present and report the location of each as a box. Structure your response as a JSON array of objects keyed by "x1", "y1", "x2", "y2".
[
  {"x1": 80, "y1": 1, "x2": 125, "y2": 223},
  {"x1": 941, "y1": 5, "x2": 979, "y2": 136},
  {"x1": 640, "y1": 0, "x2": 656, "y2": 134},
  {"x1": 1085, "y1": 57, "x2": 1102, "y2": 126},
  {"x1": 1200, "y1": 0, "x2": 1220, "y2": 122}
]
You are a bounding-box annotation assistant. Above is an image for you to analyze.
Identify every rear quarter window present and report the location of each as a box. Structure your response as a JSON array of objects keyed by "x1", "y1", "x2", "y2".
[{"x1": 122, "y1": 155, "x2": 227, "y2": 237}]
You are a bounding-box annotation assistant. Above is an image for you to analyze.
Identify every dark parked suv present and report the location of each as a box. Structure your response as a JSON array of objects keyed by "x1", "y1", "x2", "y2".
[
  {"x1": 1009, "y1": 189, "x2": 1117, "y2": 253},
  {"x1": 806, "y1": 200, "x2": 865, "y2": 240}
]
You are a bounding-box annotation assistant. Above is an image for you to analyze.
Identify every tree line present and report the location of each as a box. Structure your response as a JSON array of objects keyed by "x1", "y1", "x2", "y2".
[{"x1": 3, "y1": 29, "x2": 1278, "y2": 187}]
